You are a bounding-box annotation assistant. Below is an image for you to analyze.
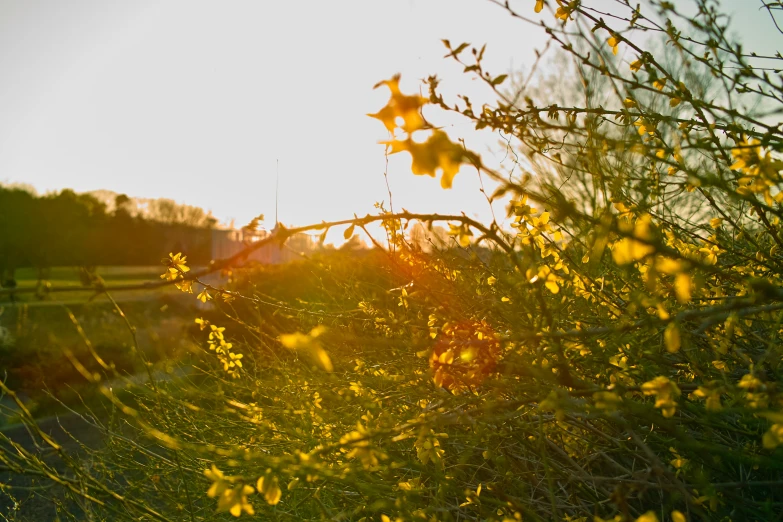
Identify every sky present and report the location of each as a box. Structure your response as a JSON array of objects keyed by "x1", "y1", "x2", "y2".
[{"x1": 0, "y1": 0, "x2": 778, "y2": 240}]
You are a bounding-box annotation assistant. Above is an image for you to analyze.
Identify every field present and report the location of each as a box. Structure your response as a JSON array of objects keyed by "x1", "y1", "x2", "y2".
[
  {"x1": 2, "y1": 266, "x2": 182, "y2": 304},
  {"x1": 0, "y1": 267, "x2": 196, "y2": 419}
]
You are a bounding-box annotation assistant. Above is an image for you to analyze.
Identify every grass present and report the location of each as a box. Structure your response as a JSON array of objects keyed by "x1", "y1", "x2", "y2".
[
  {"x1": 2, "y1": 266, "x2": 184, "y2": 305},
  {"x1": 13, "y1": 266, "x2": 165, "y2": 285},
  {"x1": 0, "y1": 267, "x2": 199, "y2": 423}
]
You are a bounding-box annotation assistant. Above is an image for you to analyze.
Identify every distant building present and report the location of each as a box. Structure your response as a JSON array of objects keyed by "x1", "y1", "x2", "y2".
[{"x1": 210, "y1": 227, "x2": 316, "y2": 265}]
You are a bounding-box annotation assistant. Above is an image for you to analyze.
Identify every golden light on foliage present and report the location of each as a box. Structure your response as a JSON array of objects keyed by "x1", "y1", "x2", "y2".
[
  {"x1": 367, "y1": 74, "x2": 428, "y2": 134},
  {"x1": 256, "y1": 474, "x2": 282, "y2": 506},
  {"x1": 641, "y1": 376, "x2": 681, "y2": 418},
  {"x1": 160, "y1": 252, "x2": 189, "y2": 281},
  {"x1": 429, "y1": 320, "x2": 501, "y2": 393},
  {"x1": 204, "y1": 466, "x2": 256, "y2": 517},
  {"x1": 386, "y1": 130, "x2": 476, "y2": 189},
  {"x1": 279, "y1": 325, "x2": 333, "y2": 372},
  {"x1": 370, "y1": 75, "x2": 480, "y2": 188}
]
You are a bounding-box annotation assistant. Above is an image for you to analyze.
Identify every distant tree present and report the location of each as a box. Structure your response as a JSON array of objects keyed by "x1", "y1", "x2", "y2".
[
  {"x1": 0, "y1": 185, "x2": 216, "y2": 269},
  {"x1": 114, "y1": 193, "x2": 132, "y2": 217}
]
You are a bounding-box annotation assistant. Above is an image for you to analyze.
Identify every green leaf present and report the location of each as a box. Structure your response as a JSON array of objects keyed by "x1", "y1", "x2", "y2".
[
  {"x1": 477, "y1": 43, "x2": 486, "y2": 61},
  {"x1": 451, "y1": 42, "x2": 469, "y2": 57},
  {"x1": 491, "y1": 74, "x2": 508, "y2": 86}
]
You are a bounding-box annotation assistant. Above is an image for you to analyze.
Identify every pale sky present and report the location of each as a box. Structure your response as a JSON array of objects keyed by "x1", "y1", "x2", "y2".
[{"x1": 0, "y1": 0, "x2": 777, "y2": 239}]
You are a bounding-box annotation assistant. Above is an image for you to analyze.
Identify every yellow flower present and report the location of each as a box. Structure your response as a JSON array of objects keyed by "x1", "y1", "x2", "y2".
[
  {"x1": 197, "y1": 289, "x2": 212, "y2": 303},
  {"x1": 634, "y1": 118, "x2": 656, "y2": 135},
  {"x1": 204, "y1": 465, "x2": 256, "y2": 516},
  {"x1": 669, "y1": 447, "x2": 688, "y2": 469},
  {"x1": 368, "y1": 74, "x2": 427, "y2": 133},
  {"x1": 205, "y1": 465, "x2": 230, "y2": 498},
  {"x1": 167, "y1": 252, "x2": 190, "y2": 273},
  {"x1": 691, "y1": 386, "x2": 722, "y2": 412},
  {"x1": 763, "y1": 423, "x2": 783, "y2": 449},
  {"x1": 161, "y1": 252, "x2": 190, "y2": 281},
  {"x1": 447, "y1": 223, "x2": 473, "y2": 247},
  {"x1": 175, "y1": 278, "x2": 194, "y2": 293},
  {"x1": 555, "y1": 1, "x2": 573, "y2": 21},
  {"x1": 160, "y1": 267, "x2": 180, "y2": 282},
  {"x1": 642, "y1": 376, "x2": 681, "y2": 417},
  {"x1": 209, "y1": 325, "x2": 226, "y2": 340},
  {"x1": 664, "y1": 323, "x2": 681, "y2": 353},
  {"x1": 385, "y1": 130, "x2": 476, "y2": 189},
  {"x1": 613, "y1": 238, "x2": 654, "y2": 265},
  {"x1": 340, "y1": 423, "x2": 385, "y2": 468},
  {"x1": 526, "y1": 265, "x2": 561, "y2": 294},
  {"x1": 195, "y1": 317, "x2": 209, "y2": 330},
  {"x1": 630, "y1": 58, "x2": 643, "y2": 72},
  {"x1": 738, "y1": 373, "x2": 763, "y2": 390},
  {"x1": 279, "y1": 326, "x2": 333, "y2": 372},
  {"x1": 535, "y1": 0, "x2": 545, "y2": 13},
  {"x1": 218, "y1": 484, "x2": 255, "y2": 517},
  {"x1": 698, "y1": 244, "x2": 719, "y2": 265},
  {"x1": 226, "y1": 352, "x2": 244, "y2": 370},
  {"x1": 607, "y1": 35, "x2": 620, "y2": 55},
  {"x1": 414, "y1": 429, "x2": 446, "y2": 465},
  {"x1": 256, "y1": 475, "x2": 282, "y2": 505}
]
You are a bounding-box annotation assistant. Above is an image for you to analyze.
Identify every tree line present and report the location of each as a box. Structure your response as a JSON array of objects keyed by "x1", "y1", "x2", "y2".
[{"x1": 0, "y1": 185, "x2": 213, "y2": 276}]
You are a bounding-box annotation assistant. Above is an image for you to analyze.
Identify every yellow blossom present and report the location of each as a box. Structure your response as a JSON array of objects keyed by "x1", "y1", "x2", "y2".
[
  {"x1": 197, "y1": 289, "x2": 212, "y2": 303},
  {"x1": 642, "y1": 376, "x2": 681, "y2": 417},
  {"x1": 205, "y1": 465, "x2": 256, "y2": 517},
  {"x1": 664, "y1": 323, "x2": 681, "y2": 353},
  {"x1": 256, "y1": 475, "x2": 282, "y2": 505},
  {"x1": 167, "y1": 252, "x2": 189, "y2": 273},
  {"x1": 607, "y1": 35, "x2": 620, "y2": 55},
  {"x1": 763, "y1": 423, "x2": 783, "y2": 449},
  {"x1": 692, "y1": 386, "x2": 722, "y2": 412},
  {"x1": 636, "y1": 511, "x2": 659, "y2": 522},
  {"x1": 175, "y1": 278, "x2": 194, "y2": 293}
]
